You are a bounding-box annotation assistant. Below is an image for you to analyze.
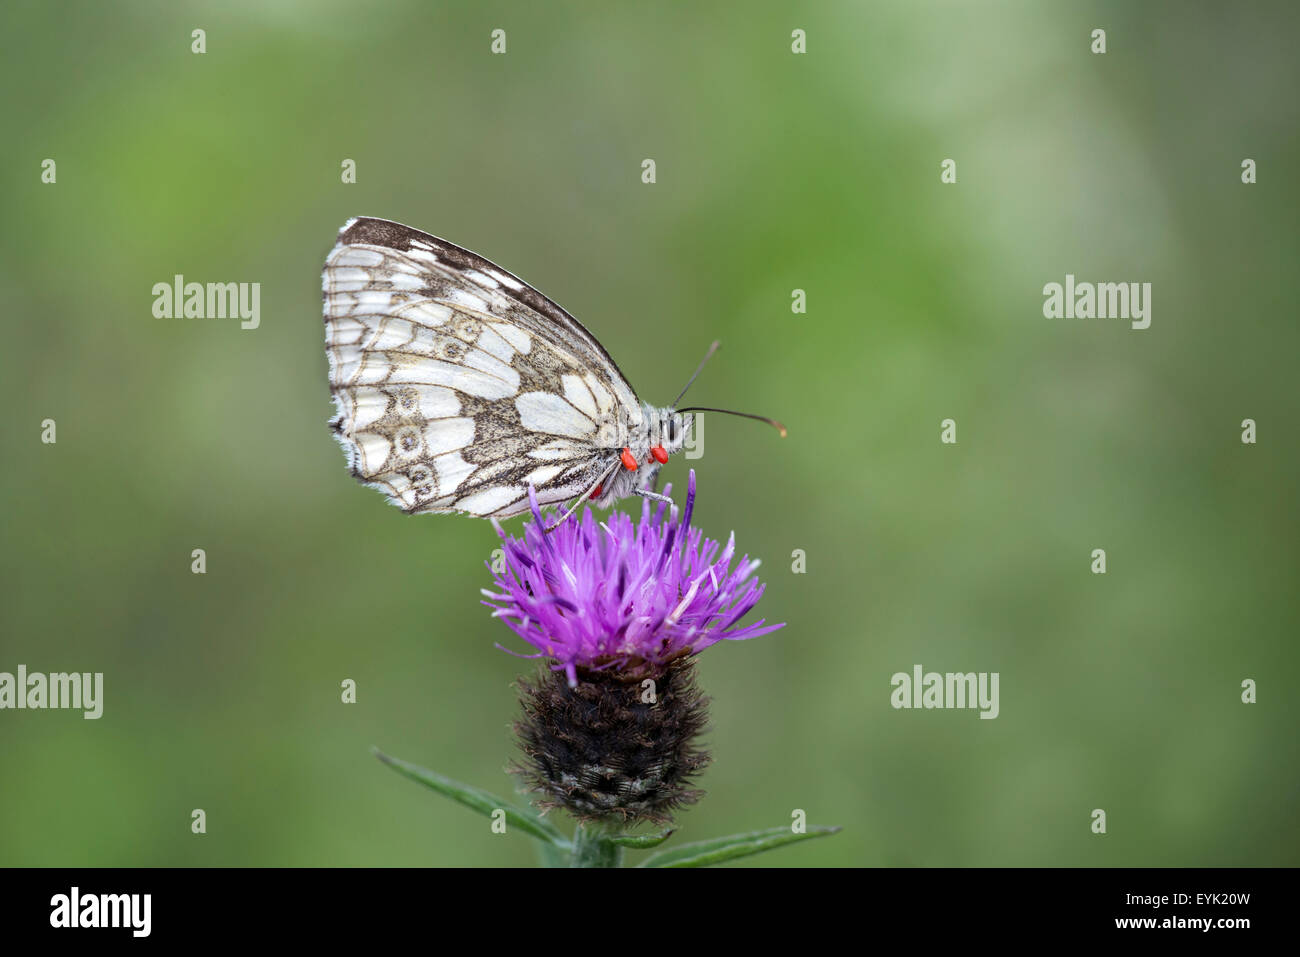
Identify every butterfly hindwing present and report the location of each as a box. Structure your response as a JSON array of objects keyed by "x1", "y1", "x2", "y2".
[{"x1": 323, "y1": 217, "x2": 640, "y2": 518}]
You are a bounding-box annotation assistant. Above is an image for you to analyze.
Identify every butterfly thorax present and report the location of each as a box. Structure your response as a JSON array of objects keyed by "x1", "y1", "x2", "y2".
[{"x1": 590, "y1": 405, "x2": 692, "y2": 508}]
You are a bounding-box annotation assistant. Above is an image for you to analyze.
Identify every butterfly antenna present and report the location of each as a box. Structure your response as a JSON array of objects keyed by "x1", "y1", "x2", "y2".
[
  {"x1": 677, "y1": 407, "x2": 788, "y2": 439},
  {"x1": 672, "y1": 340, "x2": 721, "y2": 408}
]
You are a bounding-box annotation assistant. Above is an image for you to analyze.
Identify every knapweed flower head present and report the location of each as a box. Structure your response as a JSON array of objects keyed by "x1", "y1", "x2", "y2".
[
  {"x1": 482, "y1": 470, "x2": 784, "y2": 687},
  {"x1": 485, "y1": 470, "x2": 783, "y2": 823}
]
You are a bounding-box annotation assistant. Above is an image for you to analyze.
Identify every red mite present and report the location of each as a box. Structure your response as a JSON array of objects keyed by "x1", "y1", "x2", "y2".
[
  {"x1": 589, "y1": 483, "x2": 603, "y2": 499},
  {"x1": 649, "y1": 445, "x2": 669, "y2": 464},
  {"x1": 620, "y1": 447, "x2": 638, "y2": 471}
]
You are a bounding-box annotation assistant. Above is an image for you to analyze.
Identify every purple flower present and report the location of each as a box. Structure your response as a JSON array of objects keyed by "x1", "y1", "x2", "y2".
[{"x1": 482, "y1": 470, "x2": 783, "y2": 687}]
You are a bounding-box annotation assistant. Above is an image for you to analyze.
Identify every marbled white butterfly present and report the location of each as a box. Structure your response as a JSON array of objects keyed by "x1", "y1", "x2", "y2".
[{"x1": 322, "y1": 217, "x2": 783, "y2": 524}]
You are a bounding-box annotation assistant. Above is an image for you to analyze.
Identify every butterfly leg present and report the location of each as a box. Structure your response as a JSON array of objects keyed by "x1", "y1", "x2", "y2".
[
  {"x1": 544, "y1": 498, "x2": 587, "y2": 532},
  {"x1": 633, "y1": 488, "x2": 674, "y2": 506},
  {"x1": 544, "y1": 461, "x2": 620, "y2": 532}
]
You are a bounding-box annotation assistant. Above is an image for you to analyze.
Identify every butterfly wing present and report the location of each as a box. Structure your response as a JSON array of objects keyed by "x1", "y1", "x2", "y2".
[{"x1": 323, "y1": 217, "x2": 642, "y2": 518}]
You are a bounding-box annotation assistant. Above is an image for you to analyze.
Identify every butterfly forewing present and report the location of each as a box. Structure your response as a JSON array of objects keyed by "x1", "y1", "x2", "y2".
[{"x1": 323, "y1": 217, "x2": 641, "y2": 518}]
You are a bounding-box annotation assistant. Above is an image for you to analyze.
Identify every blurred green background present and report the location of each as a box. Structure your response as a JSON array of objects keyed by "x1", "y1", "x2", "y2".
[{"x1": 2, "y1": 0, "x2": 1297, "y2": 867}]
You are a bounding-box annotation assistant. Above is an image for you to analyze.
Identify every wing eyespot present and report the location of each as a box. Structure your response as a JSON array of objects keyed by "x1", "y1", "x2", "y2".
[
  {"x1": 395, "y1": 427, "x2": 421, "y2": 455},
  {"x1": 438, "y1": 338, "x2": 466, "y2": 361},
  {"x1": 453, "y1": 317, "x2": 482, "y2": 339}
]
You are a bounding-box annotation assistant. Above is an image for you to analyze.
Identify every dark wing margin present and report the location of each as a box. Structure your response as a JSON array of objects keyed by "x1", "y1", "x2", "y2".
[{"x1": 335, "y1": 216, "x2": 639, "y2": 400}]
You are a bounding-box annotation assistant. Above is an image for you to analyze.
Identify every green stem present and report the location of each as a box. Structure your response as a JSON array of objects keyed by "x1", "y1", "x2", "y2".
[{"x1": 570, "y1": 822, "x2": 625, "y2": 868}]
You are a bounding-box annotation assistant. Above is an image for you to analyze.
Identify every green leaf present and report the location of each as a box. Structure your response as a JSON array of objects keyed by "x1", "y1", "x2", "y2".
[
  {"x1": 373, "y1": 747, "x2": 570, "y2": 849},
  {"x1": 638, "y1": 825, "x2": 841, "y2": 868},
  {"x1": 607, "y1": 829, "x2": 675, "y2": 849}
]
